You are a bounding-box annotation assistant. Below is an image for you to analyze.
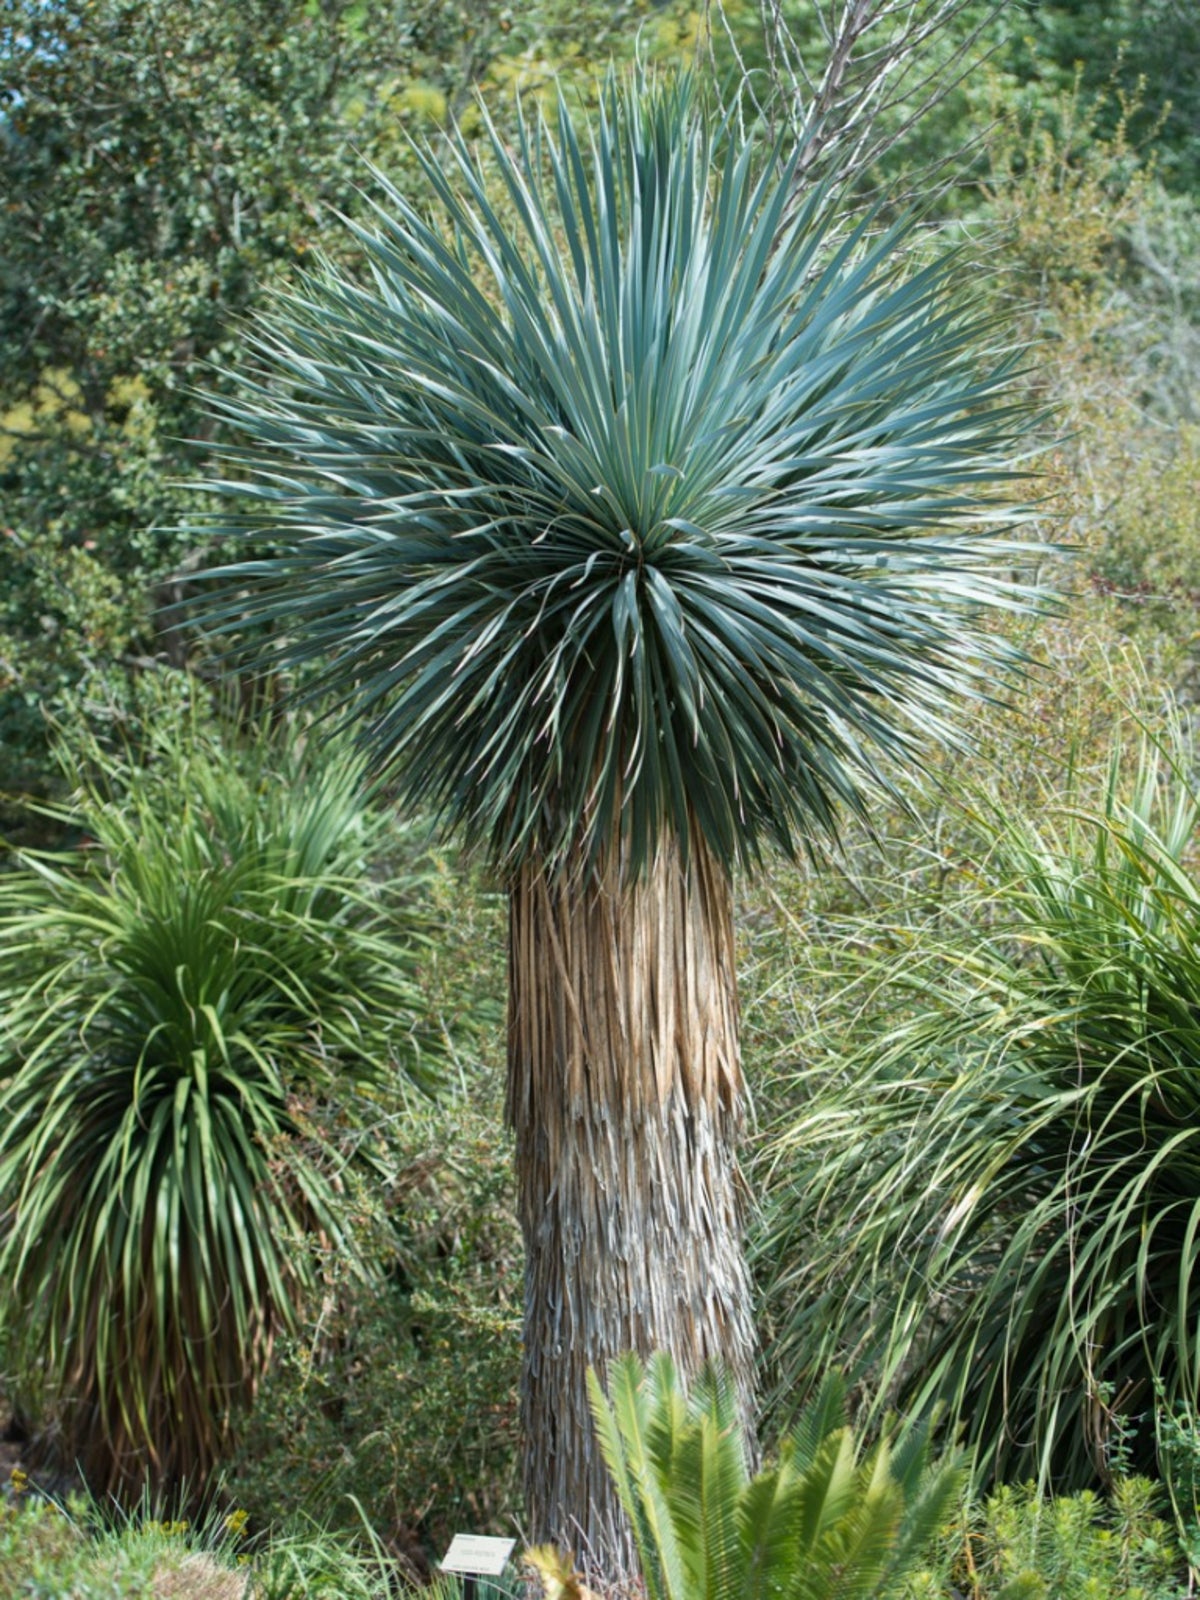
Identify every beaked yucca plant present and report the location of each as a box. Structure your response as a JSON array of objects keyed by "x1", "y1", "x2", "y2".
[
  {"x1": 193, "y1": 68, "x2": 1035, "y2": 1563},
  {"x1": 759, "y1": 727, "x2": 1200, "y2": 1497},
  {"x1": 585, "y1": 1352, "x2": 983, "y2": 1600},
  {"x1": 0, "y1": 707, "x2": 437, "y2": 1496}
]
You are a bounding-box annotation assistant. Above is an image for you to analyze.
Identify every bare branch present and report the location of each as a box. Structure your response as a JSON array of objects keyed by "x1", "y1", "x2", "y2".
[{"x1": 710, "y1": 0, "x2": 1012, "y2": 204}]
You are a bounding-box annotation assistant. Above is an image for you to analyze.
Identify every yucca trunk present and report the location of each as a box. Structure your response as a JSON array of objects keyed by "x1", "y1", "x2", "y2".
[{"x1": 507, "y1": 831, "x2": 755, "y2": 1572}]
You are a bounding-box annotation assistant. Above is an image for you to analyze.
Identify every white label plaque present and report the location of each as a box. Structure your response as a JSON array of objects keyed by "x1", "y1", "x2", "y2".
[{"x1": 441, "y1": 1534, "x2": 517, "y2": 1578}]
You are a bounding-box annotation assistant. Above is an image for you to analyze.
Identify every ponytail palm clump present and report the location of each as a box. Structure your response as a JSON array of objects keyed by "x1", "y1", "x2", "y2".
[
  {"x1": 0, "y1": 715, "x2": 435, "y2": 1495},
  {"x1": 198, "y1": 71, "x2": 1034, "y2": 1568}
]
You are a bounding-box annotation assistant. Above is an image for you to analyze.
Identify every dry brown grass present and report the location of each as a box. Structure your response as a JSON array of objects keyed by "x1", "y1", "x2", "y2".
[{"x1": 151, "y1": 1553, "x2": 247, "y2": 1600}]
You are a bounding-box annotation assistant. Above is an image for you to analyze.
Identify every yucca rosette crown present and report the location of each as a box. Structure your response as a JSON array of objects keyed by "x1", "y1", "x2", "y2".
[{"x1": 201, "y1": 72, "x2": 1032, "y2": 876}]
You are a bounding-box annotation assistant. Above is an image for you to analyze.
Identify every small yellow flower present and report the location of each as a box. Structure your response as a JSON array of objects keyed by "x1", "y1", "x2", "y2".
[
  {"x1": 9, "y1": 1467, "x2": 29, "y2": 1495},
  {"x1": 225, "y1": 1507, "x2": 250, "y2": 1538}
]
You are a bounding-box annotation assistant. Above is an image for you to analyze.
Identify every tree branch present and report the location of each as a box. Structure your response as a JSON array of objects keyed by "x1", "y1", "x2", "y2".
[{"x1": 707, "y1": 0, "x2": 1011, "y2": 204}]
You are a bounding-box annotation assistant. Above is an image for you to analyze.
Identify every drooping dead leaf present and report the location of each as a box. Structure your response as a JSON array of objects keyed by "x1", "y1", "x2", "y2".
[{"x1": 524, "y1": 1542, "x2": 606, "y2": 1600}]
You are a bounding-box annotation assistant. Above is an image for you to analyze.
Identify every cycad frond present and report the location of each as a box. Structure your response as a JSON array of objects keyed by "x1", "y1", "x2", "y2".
[
  {"x1": 196, "y1": 70, "x2": 1036, "y2": 878},
  {"x1": 588, "y1": 1352, "x2": 961, "y2": 1600},
  {"x1": 588, "y1": 1354, "x2": 694, "y2": 1600}
]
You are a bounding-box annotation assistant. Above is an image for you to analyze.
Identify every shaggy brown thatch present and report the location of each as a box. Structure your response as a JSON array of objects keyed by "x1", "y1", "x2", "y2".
[{"x1": 151, "y1": 1553, "x2": 247, "y2": 1600}]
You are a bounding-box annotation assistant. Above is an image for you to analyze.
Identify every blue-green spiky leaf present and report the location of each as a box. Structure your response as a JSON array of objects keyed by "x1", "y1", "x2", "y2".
[{"x1": 194, "y1": 70, "x2": 1037, "y2": 878}]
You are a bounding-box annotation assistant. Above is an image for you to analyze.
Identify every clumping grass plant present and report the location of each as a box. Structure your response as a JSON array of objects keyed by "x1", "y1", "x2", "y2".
[
  {"x1": 0, "y1": 1478, "x2": 400, "y2": 1599},
  {"x1": 0, "y1": 705, "x2": 438, "y2": 1497},
  {"x1": 757, "y1": 726, "x2": 1200, "y2": 1501}
]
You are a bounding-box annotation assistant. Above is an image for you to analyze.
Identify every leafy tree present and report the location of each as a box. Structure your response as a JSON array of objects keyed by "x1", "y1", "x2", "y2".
[
  {"x1": 0, "y1": 0, "x2": 405, "y2": 782},
  {"x1": 193, "y1": 69, "x2": 1034, "y2": 1569},
  {"x1": 1007, "y1": 0, "x2": 1200, "y2": 195},
  {"x1": 0, "y1": 0, "x2": 696, "y2": 801}
]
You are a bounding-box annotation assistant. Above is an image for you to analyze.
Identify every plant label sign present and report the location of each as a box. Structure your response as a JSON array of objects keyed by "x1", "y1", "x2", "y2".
[{"x1": 441, "y1": 1535, "x2": 516, "y2": 1578}]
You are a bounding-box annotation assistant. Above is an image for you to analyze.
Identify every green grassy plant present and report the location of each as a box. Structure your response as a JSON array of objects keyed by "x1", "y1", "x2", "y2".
[
  {"x1": 757, "y1": 726, "x2": 1200, "y2": 1494},
  {"x1": 0, "y1": 706, "x2": 439, "y2": 1498},
  {"x1": 0, "y1": 1483, "x2": 401, "y2": 1598}
]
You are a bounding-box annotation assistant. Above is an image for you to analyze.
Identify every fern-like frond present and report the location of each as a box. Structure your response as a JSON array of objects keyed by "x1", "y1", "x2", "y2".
[{"x1": 588, "y1": 1354, "x2": 961, "y2": 1600}]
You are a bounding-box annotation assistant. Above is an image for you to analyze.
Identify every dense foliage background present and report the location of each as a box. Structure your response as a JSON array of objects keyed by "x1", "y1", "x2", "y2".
[{"x1": 3, "y1": 0, "x2": 1200, "y2": 1593}]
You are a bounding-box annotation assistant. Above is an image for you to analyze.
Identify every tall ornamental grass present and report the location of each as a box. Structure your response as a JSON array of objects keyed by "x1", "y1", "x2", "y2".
[{"x1": 758, "y1": 730, "x2": 1200, "y2": 1495}]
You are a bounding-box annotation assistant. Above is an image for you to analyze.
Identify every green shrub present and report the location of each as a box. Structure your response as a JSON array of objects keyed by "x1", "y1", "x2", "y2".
[
  {"x1": 226, "y1": 860, "x2": 520, "y2": 1561},
  {"x1": 228, "y1": 1084, "x2": 522, "y2": 1562},
  {"x1": 974, "y1": 1478, "x2": 1183, "y2": 1600},
  {"x1": 0, "y1": 1492, "x2": 89, "y2": 1592},
  {"x1": 0, "y1": 1484, "x2": 401, "y2": 1598},
  {"x1": 0, "y1": 706, "x2": 439, "y2": 1498},
  {"x1": 901, "y1": 1477, "x2": 1187, "y2": 1600},
  {"x1": 1092, "y1": 425, "x2": 1200, "y2": 627}
]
